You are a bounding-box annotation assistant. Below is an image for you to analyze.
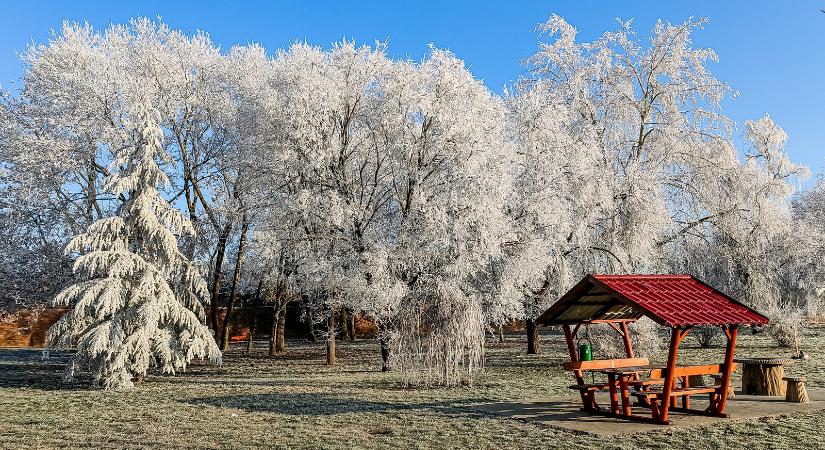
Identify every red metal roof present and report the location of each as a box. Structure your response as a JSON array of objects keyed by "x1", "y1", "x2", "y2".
[{"x1": 536, "y1": 274, "x2": 769, "y2": 327}]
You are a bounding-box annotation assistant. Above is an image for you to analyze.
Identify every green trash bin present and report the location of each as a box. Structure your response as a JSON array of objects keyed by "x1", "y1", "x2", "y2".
[{"x1": 578, "y1": 339, "x2": 593, "y2": 361}]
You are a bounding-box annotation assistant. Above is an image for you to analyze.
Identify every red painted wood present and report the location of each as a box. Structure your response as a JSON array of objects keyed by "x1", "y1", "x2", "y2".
[
  {"x1": 659, "y1": 326, "x2": 689, "y2": 423},
  {"x1": 717, "y1": 324, "x2": 738, "y2": 414}
]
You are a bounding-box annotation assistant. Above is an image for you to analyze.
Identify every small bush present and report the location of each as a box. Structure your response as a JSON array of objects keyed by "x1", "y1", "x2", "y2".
[
  {"x1": 692, "y1": 326, "x2": 722, "y2": 348},
  {"x1": 765, "y1": 305, "x2": 805, "y2": 352}
]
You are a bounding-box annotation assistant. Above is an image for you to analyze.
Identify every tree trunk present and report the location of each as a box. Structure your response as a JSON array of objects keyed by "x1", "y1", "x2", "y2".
[
  {"x1": 246, "y1": 280, "x2": 263, "y2": 354},
  {"x1": 348, "y1": 311, "x2": 356, "y2": 341},
  {"x1": 326, "y1": 309, "x2": 337, "y2": 366},
  {"x1": 526, "y1": 319, "x2": 541, "y2": 354},
  {"x1": 269, "y1": 306, "x2": 279, "y2": 356},
  {"x1": 276, "y1": 307, "x2": 286, "y2": 353},
  {"x1": 209, "y1": 226, "x2": 232, "y2": 340},
  {"x1": 341, "y1": 308, "x2": 351, "y2": 340},
  {"x1": 309, "y1": 319, "x2": 318, "y2": 343},
  {"x1": 380, "y1": 336, "x2": 391, "y2": 372},
  {"x1": 498, "y1": 325, "x2": 504, "y2": 343},
  {"x1": 86, "y1": 154, "x2": 97, "y2": 225},
  {"x1": 220, "y1": 215, "x2": 249, "y2": 351}
]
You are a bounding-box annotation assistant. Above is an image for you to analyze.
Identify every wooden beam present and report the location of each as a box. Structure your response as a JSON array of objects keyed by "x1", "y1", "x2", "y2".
[
  {"x1": 659, "y1": 326, "x2": 690, "y2": 423},
  {"x1": 591, "y1": 318, "x2": 639, "y2": 324},
  {"x1": 717, "y1": 324, "x2": 738, "y2": 414},
  {"x1": 620, "y1": 321, "x2": 635, "y2": 358},
  {"x1": 607, "y1": 321, "x2": 623, "y2": 335},
  {"x1": 563, "y1": 324, "x2": 594, "y2": 411}
]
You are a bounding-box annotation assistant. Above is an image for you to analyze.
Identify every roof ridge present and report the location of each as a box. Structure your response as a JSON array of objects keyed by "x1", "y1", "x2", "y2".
[{"x1": 593, "y1": 274, "x2": 693, "y2": 279}]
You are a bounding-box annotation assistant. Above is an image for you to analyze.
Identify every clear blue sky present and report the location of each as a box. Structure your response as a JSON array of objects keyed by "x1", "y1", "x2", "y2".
[{"x1": 2, "y1": 1, "x2": 823, "y2": 179}]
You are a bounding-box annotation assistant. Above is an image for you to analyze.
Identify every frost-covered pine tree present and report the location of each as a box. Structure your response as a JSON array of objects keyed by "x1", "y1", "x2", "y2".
[{"x1": 47, "y1": 100, "x2": 221, "y2": 389}]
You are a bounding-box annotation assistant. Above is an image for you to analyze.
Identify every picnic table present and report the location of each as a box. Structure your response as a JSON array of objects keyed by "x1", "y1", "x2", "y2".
[
  {"x1": 591, "y1": 363, "x2": 732, "y2": 421},
  {"x1": 734, "y1": 357, "x2": 794, "y2": 396}
]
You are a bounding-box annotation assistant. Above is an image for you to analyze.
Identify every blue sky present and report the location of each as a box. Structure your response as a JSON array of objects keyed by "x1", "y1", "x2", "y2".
[{"x1": 2, "y1": 1, "x2": 823, "y2": 180}]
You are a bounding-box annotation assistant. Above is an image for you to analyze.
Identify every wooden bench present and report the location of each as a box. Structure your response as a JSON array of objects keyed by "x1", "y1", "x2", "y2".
[
  {"x1": 568, "y1": 383, "x2": 610, "y2": 392},
  {"x1": 632, "y1": 386, "x2": 719, "y2": 398}
]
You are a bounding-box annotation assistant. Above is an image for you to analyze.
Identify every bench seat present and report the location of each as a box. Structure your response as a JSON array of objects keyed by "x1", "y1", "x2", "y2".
[
  {"x1": 632, "y1": 386, "x2": 719, "y2": 398},
  {"x1": 568, "y1": 383, "x2": 609, "y2": 392},
  {"x1": 629, "y1": 379, "x2": 662, "y2": 387}
]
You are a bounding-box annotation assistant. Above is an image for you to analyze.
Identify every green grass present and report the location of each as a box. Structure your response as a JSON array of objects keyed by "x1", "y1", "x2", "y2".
[{"x1": 1, "y1": 327, "x2": 824, "y2": 449}]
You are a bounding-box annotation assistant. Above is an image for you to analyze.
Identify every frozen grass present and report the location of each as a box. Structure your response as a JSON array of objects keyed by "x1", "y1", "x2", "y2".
[{"x1": 1, "y1": 327, "x2": 824, "y2": 449}]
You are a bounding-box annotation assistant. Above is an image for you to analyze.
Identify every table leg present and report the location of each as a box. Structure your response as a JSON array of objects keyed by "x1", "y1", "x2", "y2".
[
  {"x1": 608, "y1": 373, "x2": 619, "y2": 414},
  {"x1": 619, "y1": 375, "x2": 632, "y2": 416}
]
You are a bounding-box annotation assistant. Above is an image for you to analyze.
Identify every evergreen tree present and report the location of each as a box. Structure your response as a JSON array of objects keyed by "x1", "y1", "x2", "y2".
[{"x1": 48, "y1": 101, "x2": 221, "y2": 389}]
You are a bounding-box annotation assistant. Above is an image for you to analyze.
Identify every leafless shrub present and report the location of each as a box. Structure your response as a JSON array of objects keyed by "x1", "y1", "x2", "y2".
[
  {"x1": 391, "y1": 281, "x2": 485, "y2": 387},
  {"x1": 765, "y1": 304, "x2": 805, "y2": 353},
  {"x1": 692, "y1": 326, "x2": 722, "y2": 348}
]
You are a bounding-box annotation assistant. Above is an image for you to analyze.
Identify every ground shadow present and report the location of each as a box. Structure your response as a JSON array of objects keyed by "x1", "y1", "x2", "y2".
[
  {"x1": 0, "y1": 349, "x2": 86, "y2": 390},
  {"x1": 185, "y1": 391, "x2": 491, "y2": 417}
]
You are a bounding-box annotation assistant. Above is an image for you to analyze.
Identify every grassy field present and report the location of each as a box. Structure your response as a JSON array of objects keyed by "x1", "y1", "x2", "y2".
[{"x1": 1, "y1": 327, "x2": 824, "y2": 450}]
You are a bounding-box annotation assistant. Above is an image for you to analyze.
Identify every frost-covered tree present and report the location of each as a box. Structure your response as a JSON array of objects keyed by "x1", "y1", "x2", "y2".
[
  {"x1": 504, "y1": 15, "x2": 813, "y2": 354},
  {"x1": 47, "y1": 101, "x2": 221, "y2": 389}
]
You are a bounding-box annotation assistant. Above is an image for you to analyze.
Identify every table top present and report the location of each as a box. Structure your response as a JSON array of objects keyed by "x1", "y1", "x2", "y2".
[
  {"x1": 733, "y1": 357, "x2": 794, "y2": 365},
  {"x1": 595, "y1": 365, "x2": 662, "y2": 375}
]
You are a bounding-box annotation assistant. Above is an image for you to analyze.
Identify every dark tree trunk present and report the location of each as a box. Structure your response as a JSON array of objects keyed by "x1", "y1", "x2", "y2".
[
  {"x1": 526, "y1": 319, "x2": 541, "y2": 354},
  {"x1": 309, "y1": 319, "x2": 318, "y2": 343},
  {"x1": 341, "y1": 308, "x2": 352, "y2": 340},
  {"x1": 246, "y1": 280, "x2": 263, "y2": 354},
  {"x1": 348, "y1": 311, "x2": 356, "y2": 341},
  {"x1": 276, "y1": 307, "x2": 286, "y2": 353},
  {"x1": 209, "y1": 225, "x2": 232, "y2": 340},
  {"x1": 220, "y1": 215, "x2": 249, "y2": 351},
  {"x1": 86, "y1": 154, "x2": 97, "y2": 225},
  {"x1": 269, "y1": 306, "x2": 279, "y2": 356},
  {"x1": 326, "y1": 309, "x2": 337, "y2": 366},
  {"x1": 380, "y1": 336, "x2": 391, "y2": 372}
]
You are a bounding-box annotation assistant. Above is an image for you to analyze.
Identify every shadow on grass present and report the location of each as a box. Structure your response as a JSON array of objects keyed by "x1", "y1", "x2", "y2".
[
  {"x1": 185, "y1": 392, "x2": 492, "y2": 417},
  {"x1": 0, "y1": 348, "x2": 86, "y2": 390}
]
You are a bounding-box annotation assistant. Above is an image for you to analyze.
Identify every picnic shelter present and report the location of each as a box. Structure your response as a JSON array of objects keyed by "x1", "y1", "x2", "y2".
[{"x1": 536, "y1": 274, "x2": 769, "y2": 424}]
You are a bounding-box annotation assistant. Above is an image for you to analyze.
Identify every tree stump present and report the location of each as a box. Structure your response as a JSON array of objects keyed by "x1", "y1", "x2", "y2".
[
  {"x1": 783, "y1": 377, "x2": 809, "y2": 403},
  {"x1": 687, "y1": 375, "x2": 707, "y2": 387},
  {"x1": 741, "y1": 363, "x2": 785, "y2": 396}
]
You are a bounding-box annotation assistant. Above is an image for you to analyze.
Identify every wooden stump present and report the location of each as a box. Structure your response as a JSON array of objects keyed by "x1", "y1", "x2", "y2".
[
  {"x1": 742, "y1": 363, "x2": 786, "y2": 396},
  {"x1": 784, "y1": 377, "x2": 809, "y2": 403},
  {"x1": 687, "y1": 375, "x2": 706, "y2": 387}
]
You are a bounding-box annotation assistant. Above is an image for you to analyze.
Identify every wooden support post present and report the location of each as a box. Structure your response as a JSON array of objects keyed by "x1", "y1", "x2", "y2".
[
  {"x1": 659, "y1": 326, "x2": 690, "y2": 424},
  {"x1": 564, "y1": 324, "x2": 594, "y2": 411},
  {"x1": 619, "y1": 321, "x2": 634, "y2": 359},
  {"x1": 717, "y1": 324, "x2": 738, "y2": 414}
]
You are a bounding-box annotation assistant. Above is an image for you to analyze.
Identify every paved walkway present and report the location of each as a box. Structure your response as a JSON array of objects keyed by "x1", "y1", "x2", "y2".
[{"x1": 473, "y1": 389, "x2": 825, "y2": 435}]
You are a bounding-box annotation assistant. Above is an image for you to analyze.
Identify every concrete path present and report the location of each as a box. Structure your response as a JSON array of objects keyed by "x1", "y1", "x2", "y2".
[{"x1": 473, "y1": 389, "x2": 825, "y2": 435}]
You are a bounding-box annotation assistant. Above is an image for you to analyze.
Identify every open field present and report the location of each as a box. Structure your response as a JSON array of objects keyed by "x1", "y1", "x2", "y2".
[{"x1": 2, "y1": 327, "x2": 824, "y2": 450}]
